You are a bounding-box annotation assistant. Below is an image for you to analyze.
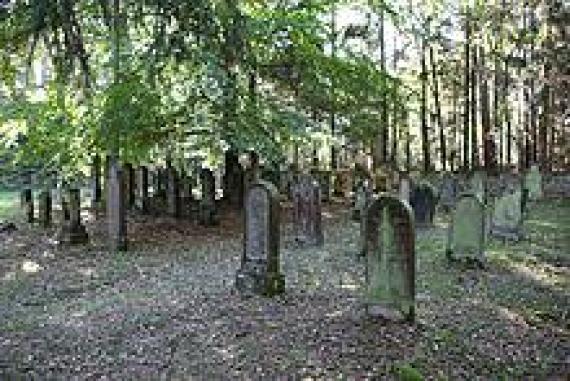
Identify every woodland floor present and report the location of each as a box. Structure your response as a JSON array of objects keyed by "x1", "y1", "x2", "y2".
[{"x1": 0, "y1": 193, "x2": 569, "y2": 380}]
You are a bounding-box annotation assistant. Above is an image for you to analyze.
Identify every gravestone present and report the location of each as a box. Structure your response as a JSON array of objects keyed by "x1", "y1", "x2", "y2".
[
  {"x1": 312, "y1": 170, "x2": 331, "y2": 203},
  {"x1": 439, "y1": 174, "x2": 458, "y2": 211},
  {"x1": 107, "y1": 158, "x2": 127, "y2": 251},
  {"x1": 446, "y1": 194, "x2": 485, "y2": 264},
  {"x1": 399, "y1": 175, "x2": 411, "y2": 203},
  {"x1": 199, "y1": 168, "x2": 217, "y2": 226},
  {"x1": 236, "y1": 181, "x2": 285, "y2": 296},
  {"x1": 38, "y1": 188, "x2": 52, "y2": 228},
  {"x1": 292, "y1": 174, "x2": 324, "y2": 246},
  {"x1": 58, "y1": 188, "x2": 88, "y2": 245},
  {"x1": 167, "y1": 166, "x2": 181, "y2": 218},
  {"x1": 524, "y1": 164, "x2": 542, "y2": 201},
  {"x1": 409, "y1": 182, "x2": 437, "y2": 227},
  {"x1": 490, "y1": 186, "x2": 524, "y2": 241},
  {"x1": 22, "y1": 188, "x2": 34, "y2": 223},
  {"x1": 470, "y1": 171, "x2": 486, "y2": 203},
  {"x1": 223, "y1": 150, "x2": 244, "y2": 208},
  {"x1": 353, "y1": 179, "x2": 373, "y2": 221},
  {"x1": 363, "y1": 195, "x2": 415, "y2": 321},
  {"x1": 91, "y1": 154, "x2": 102, "y2": 209},
  {"x1": 136, "y1": 166, "x2": 149, "y2": 213}
]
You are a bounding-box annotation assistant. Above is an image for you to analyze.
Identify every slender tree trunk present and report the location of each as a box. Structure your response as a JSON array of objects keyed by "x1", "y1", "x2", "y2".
[
  {"x1": 429, "y1": 46, "x2": 445, "y2": 171},
  {"x1": 505, "y1": 58, "x2": 512, "y2": 167},
  {"x1": 421, "y1": 38, "x2": 430, "y2": 173},
  {"x1": 330, "y1": 5, "x2": 337, "y2": 170},
  {"x1": 480, "y1": 46, "x2": 492, "y2": 172},
  {"x1": 471, "y1": 41, "x2": 479, "y2": 169},
  {"x1": 464, "y1": 12, "x2": 471, "y2": 171}
]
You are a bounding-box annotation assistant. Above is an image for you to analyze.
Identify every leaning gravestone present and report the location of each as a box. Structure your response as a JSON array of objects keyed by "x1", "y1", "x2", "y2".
[
  {"x1": 235, "y1": 180, "x2": 285, "y2": 296},
  {"x1": 409, "y1": 182, "x2": 437, "y2": 227},
  {"x1": 446, "y1": 194, "x2": 485, "y2": 264},
  {"x1": 363, "y1": 195, "x2": 415, "y2": 322},
  {"x1": 524, "y1": 164, "x2": 542, "y2": 201},
  {"x1": 490, "y1": 186, "x2": 524, "y2": 241},
  {"x1": 199, "y1": 168, "x2": 217, "y2": 226},
  {"x1": 58, "y1": 188, "x2": 88, "y2": 245},
  {"x1": 292, "y1": 174, "x2": 324, "y2": 246}
]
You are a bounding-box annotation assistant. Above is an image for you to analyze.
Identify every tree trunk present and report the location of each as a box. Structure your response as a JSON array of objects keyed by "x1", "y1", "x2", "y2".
[
  {"x1": 471, "y1": 41, "x2": 478, "y2": 169},
  {"x1": 463, "y1": 12, "x2": 471, "y2": 170},
  {"x1": 429, "y1": 45, "x2": 446, "y2": 171},
  {"x1": 421, "y1": 38, "x2": 430, "y2": 173}
]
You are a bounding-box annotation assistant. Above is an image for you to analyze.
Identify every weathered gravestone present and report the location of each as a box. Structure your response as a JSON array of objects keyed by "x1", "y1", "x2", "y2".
[
  {"x1": 363, "y1": 195, "x2": 415, "y2": 321},
  {"x1": 235, "y1": 181, "x2": 285, "y2": 296},
  {"x1": 446, "y1": 194, "x2": 485, "y2": 264},
  {"x1": 167, "y1": 166, "x2": 181, "y2": 218},
  {"x1": 136, "y1": 166, "x2": 149, "y2": 213},
  {"x1": 223, "y1": 150, "x2": 245, "y2": 208},
  {"x1": 409, "y1": 182, "x2": 437, "y2": 227},
  {"x1": 439, "y1": 174, "x2": 459, "y2": 211},
  {"x1": 399, "y1": 175, "x2": 411, "y2": 203},
  {"x1": 199, "y1": 168, "x2": 217, "y2": 226},
  {"x1": 58, "y1": 188, "x2": 88, "y2": 245},
  {"x1": 353, "y1": 179, "x2": 373, "y2": 221},
  {"x1": 292, "y1": 174, "x2": 323, "y2": 246},
  {"x1": 470, "y1": 171, "x2": 486, "y2": 203},
  {"x1": 38, "y1": 188, "x2": 52, "y2": 228},
  {"x1": 524, "y1": 164, "x2": 542, "y2": 201},
  {"x1": 107, "y1": 159, "x2": 127, "y2": 251},
  {"x1": 490, "y1": 186, "x2": 524, "y2": 241}
]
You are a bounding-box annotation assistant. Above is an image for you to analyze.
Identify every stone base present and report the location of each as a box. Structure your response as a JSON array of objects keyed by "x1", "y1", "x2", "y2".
[
  {"x1": 490, "y1": 226, "x2": 524, "y2": 242},
  {"x1": 367, "y1": 304, "x2": 414, "y2": 323},
  {"x1": 236, "y1": 266, "x2": 285, "y2": 297},
  {"x1": 57, "y1": 223, "x2": 89, "y2": 245}
]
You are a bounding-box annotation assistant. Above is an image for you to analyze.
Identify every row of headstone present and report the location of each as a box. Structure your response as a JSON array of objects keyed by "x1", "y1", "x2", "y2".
[{"x1": 237, "y1": 179, "x2": 416, "y2": 322}]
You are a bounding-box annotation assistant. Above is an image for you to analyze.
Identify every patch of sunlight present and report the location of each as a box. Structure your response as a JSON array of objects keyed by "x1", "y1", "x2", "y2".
[
  {"x1": 2, "y1": 271, "x2": 16, "y2": 281},
  {"x1": 323, "y1": 211, "x2": 334, "y2": 218},
  {"x1": 496, "y1": 306, "x2": 528, "y2": 327},
  {"x1": 42, "y1": 250, "x2": 55, "y2": 259},
  {"x1": 340, "y1": 283, "x2": 359, "y2": 290},
  {"x1": 509, "y1": 261, "x2": 564, "y2": 289},
  {"x1": 528, "y1": 220, "x2": 560, "y2": 229},
  {"x1": 326, "y1": 310, "x2": 344, "y2": 318},
  {"x1": 434, "y1": 220, "x2": 448, "y2": 229},
  {"x1": 78, "y1": 267, "x2": 95, "y2": 277},
  {"x1": 21, "y1": 260, "x2": 42, "y2": 273}
]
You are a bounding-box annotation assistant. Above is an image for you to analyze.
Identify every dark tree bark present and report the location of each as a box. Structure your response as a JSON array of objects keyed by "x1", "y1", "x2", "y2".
[
  {"x1": 430, "y1": 45, "x2": 446, "y2": 171},
  {"x1": 421, "y1": 38, "x2": 430, "y2": 173},
  {"x1": 463, "y1": 12, "x2": 471, "y2": 170}
]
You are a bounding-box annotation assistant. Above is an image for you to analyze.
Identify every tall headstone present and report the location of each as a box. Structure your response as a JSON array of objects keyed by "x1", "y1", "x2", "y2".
[
  {"x1": 167, "y1": 166, "x2": 181, "y2": 218},
  {"x1": 409, "y1": 182, "x2": 437, "y2": 227},
  {"x1": 446, "y1": 194, "x2": 485, "y2": 264},
  {"x1": 38, "y1": 188, "x2": 52, "y2": 228},
  {"x1": 490, "y1": 186, "x2": 524, "y2": 241},
  {"x1": 136, "y1": 166, "x2": 149, "y2": 213},
  {"x1": 91, "y1": 154, "x2": 102, "y2": 209},
  {"x1": 243, "y1": 151, "x2": 260, "y2": 205},
  {"x1": 524, "y1": 164, "x2": 542, "y2": 201},
  {"x1": 223, "y1": 150, "x2": 244, "y2": 208},
  {"x1": 363, "y1": 195, "x2": 415, "y2": 321},
  {"x1": 107, "y1": 158, "x2": 127, "y2": 251},
  {"x1": 58, "y1": 188, "x2": 88, "y2": 245},
  {"x1": 292, "y1": 174, "x2": 323, "y2": 246},
  {"x1": 236, "y1": 181, "x2": 285, "y2": 296},
  {"x1": 399, "y1": 175, "x2": 411, "y2": 203},
  {"x1": 353, "y1": 179, "x2": 373, "y2": 221},
  {"x1": 199, "y1": 168, "x2": 217, "y2": 226}
]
